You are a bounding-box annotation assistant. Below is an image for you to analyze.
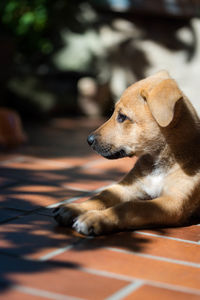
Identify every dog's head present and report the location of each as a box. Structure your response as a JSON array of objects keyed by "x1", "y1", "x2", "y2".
[{"x1": 87, "y1": 71, "x2": 183, "y2": 159}]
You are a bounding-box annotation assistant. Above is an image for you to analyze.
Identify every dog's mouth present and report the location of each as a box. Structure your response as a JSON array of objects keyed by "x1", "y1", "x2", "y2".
[
  {"x1": 102, "y1": 149, "x2": 128, "y2": 160},
  {"x1": 94, "y1": 143, "x2": 129, "y2": 159}
]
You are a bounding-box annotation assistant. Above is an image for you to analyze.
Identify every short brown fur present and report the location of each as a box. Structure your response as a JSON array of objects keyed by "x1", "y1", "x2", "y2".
[{"x1": 54, "y1": 71, "x2": 200, "y2": 235}]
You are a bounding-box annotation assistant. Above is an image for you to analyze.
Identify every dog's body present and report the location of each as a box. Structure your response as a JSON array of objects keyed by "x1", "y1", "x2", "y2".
[{"x1": 54, "y1": 71, "x2": 200, "y2": 235}]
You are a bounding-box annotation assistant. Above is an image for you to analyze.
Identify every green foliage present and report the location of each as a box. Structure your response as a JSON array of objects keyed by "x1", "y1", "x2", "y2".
[
  {"x1": 2, "y1": 0, "x2": 47, "y2": 34},
  {"x1": 0, "y1": 0, "x2": 53, "y2": 55},
  {"x1": 0, "y1": 0, "x2": 94, "y2": 63}
]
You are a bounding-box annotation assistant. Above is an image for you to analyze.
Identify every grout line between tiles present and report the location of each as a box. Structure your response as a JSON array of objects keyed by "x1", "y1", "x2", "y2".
[
  {"x1": 146, "y1": 281, "x2": 200, "y2": 296},
  {"x1": 81, "y1": 267, "x2": 200, "y2": 296},
  {"x1": 105, "y1": 281, "x2": 144, "y2": 300},
  {"x1": 106, "y1": 247, "x2": 200, "y2": 268},
  {"x1": 135, "y1": 230, "x2": 200, "y2": 245},
  {"x1": 37, "y1": 242, "x2": 200, "y2": 296},
  {"x1": 62, "y1": 182, "x2": 115, "y2": 193},
  {"x1": 47, "y1": 196, "x2": 85, "y2": 209},
  {"x1": 9, "y1": 250, "x2": 200, "y2": 298},
  {"x1": 12, "y1": 284, "x2": 84, "y2": 300},
  {"x1": 61, "y1": 186, "x2": 96, "y2": 193},
  {"x1": 39, "y1": 245, "x2": 74, "y2": 261},
  {"x1": 81, "y1": 267, "x2": 136, "y2": 283}
]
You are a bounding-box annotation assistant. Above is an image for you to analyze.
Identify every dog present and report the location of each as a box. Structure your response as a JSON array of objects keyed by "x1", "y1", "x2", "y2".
[{"x1": 54, "y1": 70, "x2": 200, "y2": 235}]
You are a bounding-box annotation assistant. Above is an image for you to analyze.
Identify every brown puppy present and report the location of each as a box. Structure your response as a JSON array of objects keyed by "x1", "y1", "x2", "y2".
[{"x1": 54, "y1": 71, "x2": 200, "y2": 235}]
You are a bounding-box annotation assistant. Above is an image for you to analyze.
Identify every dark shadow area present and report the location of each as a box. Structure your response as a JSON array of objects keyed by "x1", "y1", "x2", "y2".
[
  {"x1": 71, "y1": 230, "x2": 152, "y2": 253},
  {"x1": 12, "y1": 118, "x2": 103, "y2": 158},
  {"x1": 0, "y1": 252, "x2": 81, "y2": 294},
  {"x1": 161, "y1": 100, "x2": 200, "y2": 176},
  {"x1": 0, "y1": 162, "x2": 129, "y2": 184},
  {"x1": 0, "y1": 200, "x2": 83, "y2": 293}
]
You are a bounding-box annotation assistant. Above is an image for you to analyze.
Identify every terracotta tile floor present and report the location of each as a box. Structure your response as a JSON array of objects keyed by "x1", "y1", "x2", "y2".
[{"x1": 0, "y1": 118, "x2": 199, "y2": 300}]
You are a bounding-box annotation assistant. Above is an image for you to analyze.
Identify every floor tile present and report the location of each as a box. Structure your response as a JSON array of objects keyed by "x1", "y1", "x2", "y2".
[
  {"x1": 0, "y1": 184, "x2": 84, "y2": 211},
  {"x1": 124, "y1": 284, "x2": 200, "y2": 300},
  {"x1": 84, "y1": 157, "x2": 136, "y2": 182},
  {"x1": 89, "y1": 231, "x2": 200, "y2": 263},
  {"x1": 0, "y1": 289, "x2": 46, "y2": 300},
  {"x1": 14, "y1": 118, "x2": 103, "y2": 159},
  {"x1": 87, "y1": 157, "x2": 136, "y2": 172},
  {"x1": 0, "y1": 177, "x2": 17, "y2": 188},
  {"x1": 0, "y1": 213, "x2": 79, "y2": 258},
  {"x1": 52, "y1": 245, "x2": 200, "y2": 290},
  {"x1": 0, "y1": 253, "x2": 129, "y2": 300},
  {"x1": 0, "y1": 168, "x2": 69, "y2": 184},
  {"x1": 55, "y1": 166, "x2": 115, "y2": 192},
  {"x1": 53, "y1": 155, "x2": 100, "y2": 167},
  {"x1": 0, "y1": 156, "x2": 70, "y2": 171},
  {"x1": 0, "y1": 208, "x2": 24, "y2": 224}
]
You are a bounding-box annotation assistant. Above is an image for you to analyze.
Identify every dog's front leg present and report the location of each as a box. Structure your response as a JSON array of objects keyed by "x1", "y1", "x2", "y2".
[
  {"x1": 73, "y1": 196, "x2": 185, "y2": 235},
  {"x1": 54, "y1": 183, "x2": 138, "y2": 227}
]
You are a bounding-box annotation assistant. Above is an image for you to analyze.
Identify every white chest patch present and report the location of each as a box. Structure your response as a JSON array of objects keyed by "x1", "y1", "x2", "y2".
[{"x1": 142, "y1": 171, "x2": 165, "y2": 199}]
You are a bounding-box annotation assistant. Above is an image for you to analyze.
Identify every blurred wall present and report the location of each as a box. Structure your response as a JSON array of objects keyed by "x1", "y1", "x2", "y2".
[{"x1": 1, "y1": 0, "x2": 200, "y2": 117}]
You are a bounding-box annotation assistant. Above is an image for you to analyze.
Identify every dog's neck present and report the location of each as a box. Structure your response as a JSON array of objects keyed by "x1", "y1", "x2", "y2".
[
  {"x1": 135, "y1": 97, "x2": 200, "y2": 176},
  {"x1": 160, "y1": 98, "x2": 200, "y2": 174},
  {"x1": 136, "y1": 144, "x2": 173, "y2": 176},
  {"x1": 153, "y1": 145, "x2": 174, "y2": 170}
]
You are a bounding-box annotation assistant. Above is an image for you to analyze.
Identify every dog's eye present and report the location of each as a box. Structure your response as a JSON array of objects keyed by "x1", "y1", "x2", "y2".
[{"x1": 117, "y1": 112, "x2": 127, "y2": 123}]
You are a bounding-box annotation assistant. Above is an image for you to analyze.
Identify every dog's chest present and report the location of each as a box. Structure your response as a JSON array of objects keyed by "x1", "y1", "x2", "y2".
[{"x1": 142, "y1": 170, "x2": 165, "y2": 199}]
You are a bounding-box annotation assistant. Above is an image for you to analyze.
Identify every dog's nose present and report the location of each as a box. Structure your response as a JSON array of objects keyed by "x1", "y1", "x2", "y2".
[{"x1": 87, "y1": 134, "x2": 95, "y2": 146}]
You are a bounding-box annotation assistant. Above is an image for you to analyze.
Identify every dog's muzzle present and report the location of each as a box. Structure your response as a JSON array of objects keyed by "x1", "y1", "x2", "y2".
[{"x1": 87, "y1": 133, "x2": 128, "y2": 159}]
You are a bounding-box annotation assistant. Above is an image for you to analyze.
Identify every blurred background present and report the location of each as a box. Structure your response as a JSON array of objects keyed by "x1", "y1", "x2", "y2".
[{"x1": 0, "y1": 0, "x2": 200, "y2": 125}]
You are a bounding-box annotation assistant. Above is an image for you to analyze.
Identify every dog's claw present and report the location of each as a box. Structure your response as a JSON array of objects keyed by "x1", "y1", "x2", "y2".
[
  {"x1": 53, "y1": 203, "x2": 86, "y2": 227},
  {"x1": 88, "y1": 226, "x2": 95, "y2": 236},
  {"x1": 52, "y1": 206, "x2": 60, "y2": 214}
]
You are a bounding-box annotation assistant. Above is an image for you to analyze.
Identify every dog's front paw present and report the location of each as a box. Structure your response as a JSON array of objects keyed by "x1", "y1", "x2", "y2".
[
  {"x1": 73, "y1": 210, "x2": 114, "y2": 236},
  {"x1": 53, "y1": 203, "x2": 85, "y2": 226}
]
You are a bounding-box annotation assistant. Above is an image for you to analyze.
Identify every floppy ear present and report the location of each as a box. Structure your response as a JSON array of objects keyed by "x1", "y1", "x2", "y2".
[{"x1": 141, "y1": 79, "x2": 182, "y2": 127}]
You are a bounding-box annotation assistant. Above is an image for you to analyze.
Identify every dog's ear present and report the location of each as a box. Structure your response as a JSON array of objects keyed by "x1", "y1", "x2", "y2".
[{"x1": 141, "y1": 79, "x2": 182, "y2": 127}]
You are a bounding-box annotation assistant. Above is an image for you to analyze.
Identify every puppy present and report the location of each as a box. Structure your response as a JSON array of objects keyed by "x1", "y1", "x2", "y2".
[{"x1": 54, "y1": 70, "x2": 200, "y2": 235}]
